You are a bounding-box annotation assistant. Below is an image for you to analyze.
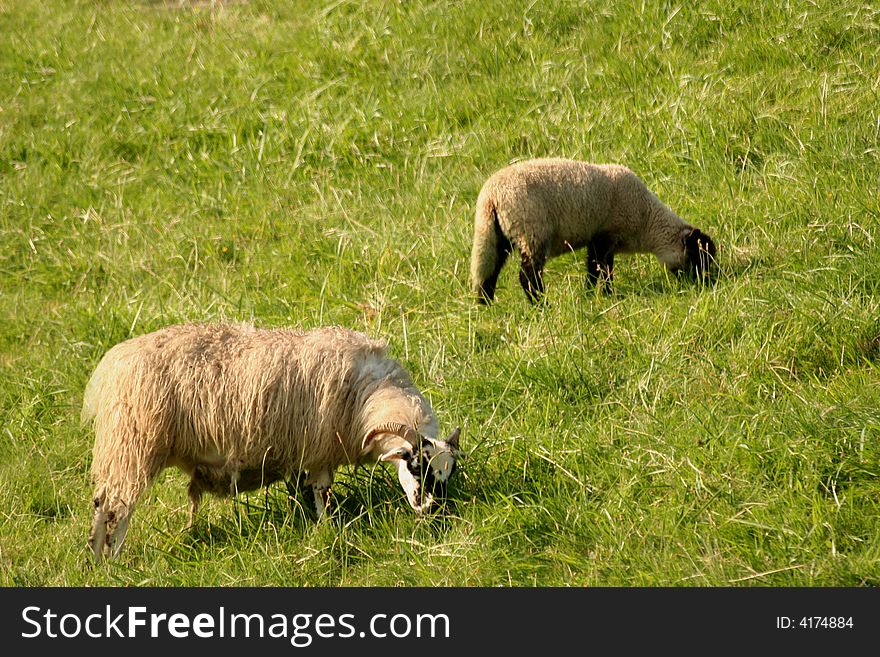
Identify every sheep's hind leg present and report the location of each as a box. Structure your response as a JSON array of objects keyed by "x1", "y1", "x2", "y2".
[
  {"x1": 586, "y1": 236, "x2": 615, "y2": 294},
  {"x1": 88, "y1": 451, "x2": 163, "y2": 562},
  {"x1": 88, "y1": 493, "x2": 109, "y2": 562},
  {"x1": 107, "y1": 508, "x2": 132, "y2": 559},
  {"x1": 89, "y1": 494, "x2": 133, "y2": 562},
  {"x1": 519, "y1": 252, "x2": 546, "y2": 304},
  {"x1": 477, "y1": 223, "x2": 513, "y2": 304}
]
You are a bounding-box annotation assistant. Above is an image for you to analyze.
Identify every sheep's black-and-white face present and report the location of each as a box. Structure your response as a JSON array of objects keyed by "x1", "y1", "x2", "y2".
[
  {"x1": 368, "y1": 425, "x2": 461, "y2": 515},
  {"x1": 394, "y1": 430, "x2": 461, "y2": 515},
  {"x1": 417, "y1": 438, "x2": 457, "y2": 489}
]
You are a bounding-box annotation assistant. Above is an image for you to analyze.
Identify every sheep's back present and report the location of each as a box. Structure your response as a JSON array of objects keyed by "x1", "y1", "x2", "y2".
[
  {"x1": 84, "y1": 324, "x2": 389, "y2": 472},
  {"x1": 483, "y1": 158, "x2": 620, "y2": 256}
]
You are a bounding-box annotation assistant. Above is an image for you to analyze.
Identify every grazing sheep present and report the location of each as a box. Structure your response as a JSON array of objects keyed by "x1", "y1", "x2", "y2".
[
  {"x1": 470, "y1": 158, "x2": 717, "y2": 303},
  {"x1": 82, "y1": 323, "x2": 461, "y2": 561}
]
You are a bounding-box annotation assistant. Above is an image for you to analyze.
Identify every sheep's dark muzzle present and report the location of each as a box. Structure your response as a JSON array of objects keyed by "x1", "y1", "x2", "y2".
[
  {"x1": 406, "y1": 448, "x2": 456, "y2": 503},
  {"x1": 683, "y1": 229, "x2": 717, "y2": 282}
]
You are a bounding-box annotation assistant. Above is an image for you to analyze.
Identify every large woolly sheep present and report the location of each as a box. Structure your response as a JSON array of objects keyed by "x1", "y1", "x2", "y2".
[
  {"x1": 82, "y1": 322, "x2": 461, "y2": 561},
  {"x1": 470, "y1": 158, "x2": 717, "y2": 303}
]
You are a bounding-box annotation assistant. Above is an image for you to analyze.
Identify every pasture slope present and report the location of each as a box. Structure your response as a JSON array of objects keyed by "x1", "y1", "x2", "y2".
[{"x1": 1, "y1": 0, "x2": 879, "y2": 586}]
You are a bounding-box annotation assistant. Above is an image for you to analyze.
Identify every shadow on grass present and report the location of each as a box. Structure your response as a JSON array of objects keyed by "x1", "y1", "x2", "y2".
[
  {"x1": 490, "y1": 256, "x2": 753, "y2": 307},
  {"x1": 171, "y1": 466, "x2": 470, "y2": 553},
  {"x1": 588, "y1": 247, "x2": 762, "y2": 300}
]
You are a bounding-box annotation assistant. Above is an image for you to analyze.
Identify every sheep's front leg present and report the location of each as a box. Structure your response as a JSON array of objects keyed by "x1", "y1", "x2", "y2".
[
  {"x1": 187, "y1": 471, "x2": 207, "y2": 528},
  {"x1": 305, "y1": 469, "x2": 333, "y2": 521},
  {"x1": 285, "y1": 473, "x2": 307, "y2": 509},
  {"x1": 586, "y1": 234, "x2": 615, "y2": 294},
  {"x1": 187, "y1": 488, "x2": 201, "y2": 529}
]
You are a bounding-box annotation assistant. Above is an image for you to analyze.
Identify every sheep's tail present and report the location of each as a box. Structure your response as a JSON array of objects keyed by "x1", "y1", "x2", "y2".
[
  {"x1": 81, "y1": 343, "x2": 128, "y2": 425},
  {"x1": 83, "y1": 345, "x2": 129, "y2": 493},
  {"x1": 82, "y1": 367, "x2": 104, "y2": 426},
  {"x1": 469, "y1": 190, "x2": 511, "y2": 304}
]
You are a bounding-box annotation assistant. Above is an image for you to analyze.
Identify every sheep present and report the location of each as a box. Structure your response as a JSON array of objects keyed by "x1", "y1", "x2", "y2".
[
  {"x1": 469, "y1": 158, "x2": 717, "y2": 303},
  {"x1": 81, "y1": 322, "x2": 462, "y2": 561}
]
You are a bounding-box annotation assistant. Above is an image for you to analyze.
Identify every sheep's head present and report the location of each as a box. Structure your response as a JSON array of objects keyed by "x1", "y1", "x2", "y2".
[
  {"x1": 363, "y1": 423, "x2": 462, "y2": 515},
  {"x1": 682, "y1": 228, "x2": 717, "y2": 280}
]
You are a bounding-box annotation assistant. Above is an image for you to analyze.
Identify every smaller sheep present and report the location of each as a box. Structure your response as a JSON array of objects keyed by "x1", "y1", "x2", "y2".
[
  {"x1": 470, "y1": 158, "x2": 717, "y2": 303},
  {"x1": 82, "y1": 323, "x2": 462, "y2": 561}
]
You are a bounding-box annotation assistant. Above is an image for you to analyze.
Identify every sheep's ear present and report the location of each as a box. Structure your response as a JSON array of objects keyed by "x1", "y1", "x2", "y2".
[
  {"x1": 684, "y1": 228, "x2": 717, "y2": 258},
  {"x1": 445, "y1": 427, "x2": 461, "y2": 451},
  {"x1": 684, "y1": 228, "x2": 717, "y2": 277}
]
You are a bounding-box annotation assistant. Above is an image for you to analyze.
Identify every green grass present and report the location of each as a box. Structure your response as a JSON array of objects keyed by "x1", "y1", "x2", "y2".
[{"x1": 2, "y1": 0, "x2": 879, "y2": 586}]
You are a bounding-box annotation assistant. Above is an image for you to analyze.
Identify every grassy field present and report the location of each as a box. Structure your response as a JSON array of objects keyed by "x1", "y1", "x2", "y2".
[{"x1": 1, "y1": 0, "x2": 879, "y2": 586}]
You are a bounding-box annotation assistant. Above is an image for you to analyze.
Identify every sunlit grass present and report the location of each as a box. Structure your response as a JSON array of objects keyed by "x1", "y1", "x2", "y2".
[{"x1": 1, "y1": 0, "x2": 879, "y2": 586}]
